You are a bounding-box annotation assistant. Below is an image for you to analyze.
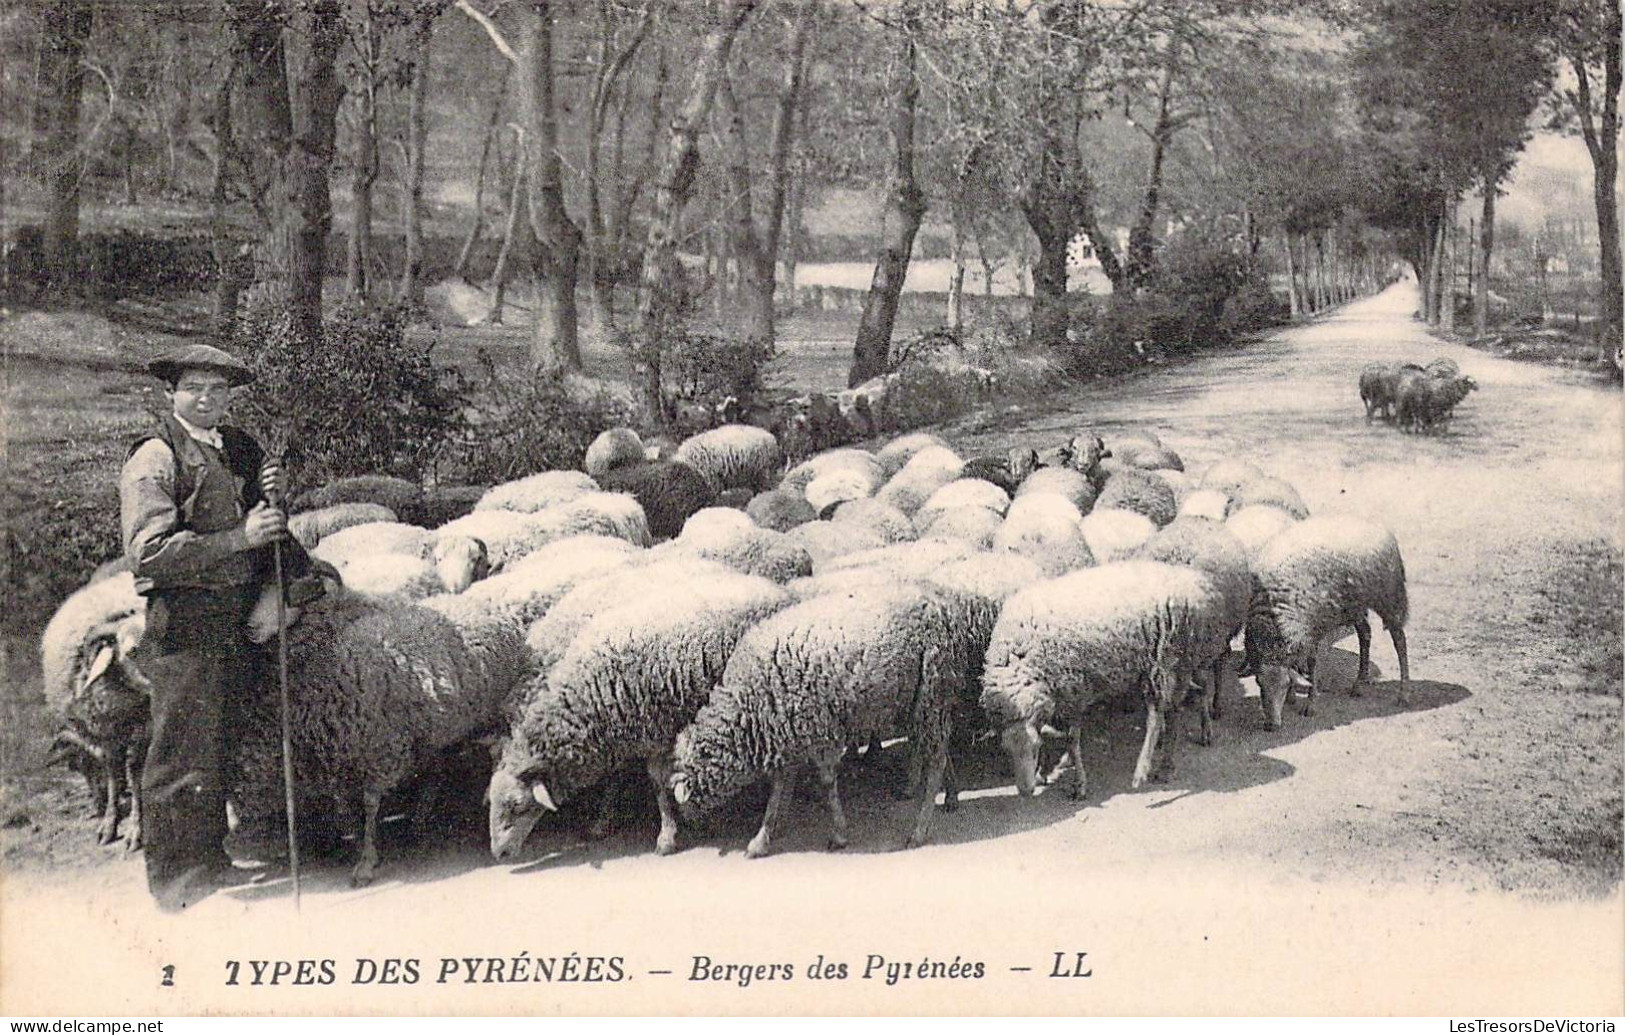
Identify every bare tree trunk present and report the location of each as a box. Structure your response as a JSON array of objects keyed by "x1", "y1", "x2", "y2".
[
  {"x1": 454, "y1": 70, "x2": 509, "y2": 282},
  {"x1": 208, "y1": 79, "x2": 246, "y2": 334},
  {"x1": 229, "y1": 0, "x2": 294, "y2": 323},
  {"x1": 399, "y1": 7, "x2": 435, "y2": 305},
  {"x1": 1124, "y1": 63, "x2": 1176, "y2": 291},
  {"x1": 485, "y1": 136, "x2": 527, "y2": 325},
  {"x1": 947, "y1": 213, "x2": 965, "y2": 336},
  {"x1": 1283, "y1": 232, "x2": 1301, "y2": 318},
  {"x1": 1568, "y1": 15, "x2": 1622, "y2": 359},
  {"x1": 1475, "y1": 182, "x2": 1498, "y2": 338},
  {"x1": 1438, "y1": 201, "x2": 1457, "y2": 332},
  {"x1": 1023, "y1": 183, "x2": 1072, "y2": 354},
  {"x1": 635, "y1": 0, "x2": 758, "y2": 424},
  {"x1": 849, "y1": 12, "x2": 925, "y2": 388},
  {"x1": 345, "y1": 10, "x2": 382, "y2": 299},
  {"x1": 35, "y1": 0, "x2": 93, "y2": 283},
  {"x1": 523, "y1": 1, "x2": 585, "y2": 371},
  {"x1": 282, "y1": 1, "x2": 345, "y2": 342}
]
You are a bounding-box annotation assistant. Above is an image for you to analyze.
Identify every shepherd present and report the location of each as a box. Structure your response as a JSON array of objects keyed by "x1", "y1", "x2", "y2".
[{"x1": 120, "y1": 343, "x2": 320, "y2": 913}]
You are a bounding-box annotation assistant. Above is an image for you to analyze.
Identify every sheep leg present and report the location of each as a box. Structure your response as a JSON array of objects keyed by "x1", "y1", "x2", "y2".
[
  {"x1": 125, "y1": 740, "x2": 145, "y2": 854},
  {"x1": 746, "y1": 775, "x2": 790, "y2": 859},
  {"x1": 96, "y1": 743, "x2": 127, "y2": 846},
  {"x1": 1194, "y1": 667, "x2": 1217, "y2": 747},
  {"x1": 905, "y1": 738, "x2": 948, "y2": 851},
  {"x1": 1131, "y1": 701, "x2": 1166, "y2": 789},
  {"x1": 813, "y1": 747, "x2": 848, "y2": 851},
  {"x1": 589, "y1": 773, "x2": 623, "y2": 841},
  {"x1": 1351, "y1": 617, "x2": 1373, "y2": 694},
  {"x1": 647, "y1": 754, "x2": 680, "y2": 857},
  {"x1": 1390, "y1": 625, "x2": 1412, "y2": 708},
  {"x1": 408, "y1": 775, "x2": 441, "y2": 843},
  {"x1": 350, "y1": 789, "x2": 382, "y2": 888},
  {"x1": 1066, "y1": 723, "x2": 1087, "y2": 801}
]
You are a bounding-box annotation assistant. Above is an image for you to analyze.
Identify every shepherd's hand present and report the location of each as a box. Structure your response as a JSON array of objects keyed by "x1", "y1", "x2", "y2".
[
  {"x1": 245, "y1": 501, "x2": 288, "y2": 548},
  {"x1": 260, "y1": 461, "x2": 285, "y2": 504}
]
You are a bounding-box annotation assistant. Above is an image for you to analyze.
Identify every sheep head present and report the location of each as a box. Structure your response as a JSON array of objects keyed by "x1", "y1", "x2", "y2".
[
  {"x1": 487, "y1": 762, "x2": 550, "y2": 861},
  {"x1": 999, "y1": 721, "x2": 1043, "y2": 797}
]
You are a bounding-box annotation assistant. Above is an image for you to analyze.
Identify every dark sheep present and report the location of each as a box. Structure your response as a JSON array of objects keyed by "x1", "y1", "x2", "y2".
[{"x1": 596, "y1": 460, "x2": 717, "y2": 541}]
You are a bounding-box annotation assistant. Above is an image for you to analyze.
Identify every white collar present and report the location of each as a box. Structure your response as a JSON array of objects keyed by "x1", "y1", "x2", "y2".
[{"x1": 174, "y1": 413, "x2": 225, "y2": 450}]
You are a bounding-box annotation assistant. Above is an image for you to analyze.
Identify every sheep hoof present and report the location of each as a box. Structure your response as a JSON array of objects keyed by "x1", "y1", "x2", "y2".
[
  {"x1": 350, "y1": 869, "x2": 375, "y2": 888},
  {"x1": 655, "y1": 835, "x2": 677, "y2": 857},
  {"x1": 1297, "y1": 701, "x2": 1315, "y2": 717},
  {"x1": 745, "y1": 836, "x2": 770, "y2": 859},
  {"x1": 1069, "y1": 774, "x2": 1088, "y2": 801},
  {"x1": 95, "y1": 817, "x2": 119, "y2": 846},
  {"x1": 124, "y1": 828, "x2": 142, "y2": 855},
  {"x1": 827, "y1": 836, "x2": 848, "y2": 851}
]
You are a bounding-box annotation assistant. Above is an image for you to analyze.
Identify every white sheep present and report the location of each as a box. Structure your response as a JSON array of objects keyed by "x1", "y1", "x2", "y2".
[
  {"x1": 674, "y1": 424, "x2": 783, "y2": 494},
  {"x1": 781, "y1": 448, "x2": 884, "y2": 496},
  {"x1": 829, "y1": 497, "x2": 917, "y2": 544},
  {"x1": 1224, "y1": 504, "x2": 1300, "y2": 558},
  {"x1": 653, "y1": 520, "x2": 813, "y2": 584},
  {"x1": 313, "y1": 521, "x2": 488, "y2": 595},
  {"x1": 1177, "y1": 489, "x2": 1232, "y2": 523},
  {"x1": 805, "y1": 468, "x2": 879, "y2": 515},
  {"x1": 782, "y1": 522, "x2": 888, "y2": 567},
  {"x1": 991, "y1": 494, "x2": 1094, "y2": 576},
  {"x1": 745, "y1": 489, "x2": 818, "y2": 532},
  {"x1": 474, "y1": 470, "x2": 601, "y2": 515},
  {"x1": 1079, "y1": 507, "x2": 1157, "y2": 562},
  {"x1": 288, "y1": 502, "x2": 398, "y2": 549},
  {"x1": 436, "y1": 492, "x2": 651, "y2": 572},
  {"x1": 875, "y1": 431, "x2": 951, "y2": 479},
  {"x1": 916, "y1": 478, "x2": 1011, "y2": 526},
  {"x1": 1095, "y1": 467, "x2": 1179, "y2": 527},
  {"x1": 820, "y1": 538, "x2": 981, "y2": 578},
  {"x1": 1014, "y1": 466, "x2": 1097, "y2": 513},
  {"x1": 915, "y1": 505, "x2": 1003, "y2": 549},
  {"x1": 455, "y1": 534, "x2": 642, "y2": 627},
  {"x1": 584, "y1": 428, "x2": 647, "y2": 479},
  {"x1": 1247, "y1": 515, "x2": 1412, "y2": 728},
  {"x1": 488, "y1": 572, "x2": 792, "y2": 859},
  {"x1": 1227, "y1": 475, "x2": 1310, "y2": 520},
  {"x1": 680, "y1": 506, "x2": 757, "y2": 540},
  {"x1": 981, "y1": 560, "x2": 1232, "y2": 798},
  {"x1": 1198, "y1": 458, "x2": 1266, "y2": 498}
]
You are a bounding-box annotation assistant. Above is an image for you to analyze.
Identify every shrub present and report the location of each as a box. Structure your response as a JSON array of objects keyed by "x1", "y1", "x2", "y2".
[
  {"x1": 444, "y1": 355, "x2": 639, "y2": 485},
  {"x1": 232, "y1": 300, "x2": 468, "y2": 491},
  {"x1": 661, "y1": 330, "x2": 779, "y2": 417}
]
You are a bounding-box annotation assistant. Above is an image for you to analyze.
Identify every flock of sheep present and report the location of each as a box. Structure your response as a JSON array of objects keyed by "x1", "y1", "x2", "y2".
[
  {"x1": 1359, "y1": 357, "x2": 1478, "y2": 433},
  {"x1": 40, "y1": 420, "x2": 1415, "y2": 888}
]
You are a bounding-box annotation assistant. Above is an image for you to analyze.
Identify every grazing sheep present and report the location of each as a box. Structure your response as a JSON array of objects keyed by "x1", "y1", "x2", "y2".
[
  {"x1": 746, "y1": 489, "x2": 819, "y2": 532},
  {"x1": 475, "y1": 470, "x2": 601, "y2": 515},
  {"x1": 925, "y1": 552, "x2": 1048, "y2": 606},
  {"x1": 1095, "y1": 468, "x2": 1178, "y2": 527},
  {"x1": 657, "y1": 520, "x2": 813, "y2": 585},
  {"x1": 675, "y1": 424, "x2": 784, "y2": 494},
  {"x1": 331, "y1": 553, "x2": 460, "y2": 601},
  {"x1": 1358, "y1": 363, "x2": 1413, "y2": 421},
  {"x1": 829, "y1": 497, "x2": 917, "y2": 544},
  {"x1": 595, "y1": 460, "x2": 716, "y2": 541},
  {"x1": 488, "y1": 573, "x2": 791, "y2": 859},
  {"x1": 681, "y1": 506, "x2": 757, "y2": 540},
  {"x1": 820, "y1": 538, "x2": 981, "y2": 578},
  {"x1": 288, "y1": 503, "x2": 397, "y2": 549},
  {"x1": 669, "y1": 584, "x2": 976, "y2": 856},
  {"x1": 916, "y1": 479, "x2": 1012, "y2": 525},
  {"x1": 916, "y1": 505, "x2": 1004, "y2": 549},
  {"x1": 1227, "y1": 476, "x2": 1309, "y2": 520},
  {"x1": 313, "y1": 522, "x2": 488, "y2": 594},
  {"x1": 584, "y1": 428, "x2": 647, "y2": 479},
  {"x1": 1079, "y1": 508, "x2": 1158, "y2": 563},
  {"x1": 783, "y1": 522, "x2": 888, "y2": 566},
  {"x1": 895, "y1": 445, "x2": 965, "y2": 484},
  {"x1": 992, "y1": 494, "x2": 1094, "y2": 576},
  {"x1": 459, "y1": 534, "x2": 642, "y2": 627},
  {"x1": 1198, "y1": 458, "x2": 1267, "y2": 497},
  {"x1": 437, "y1": 492, "x2": 652, "y2": 571},
  {"x1": 1177, "y1": 489, "x2": 1232, "y2": 523},
  {"x1": 981, "y1": 561, "x2": 1232, "y2": 798},
  {"x1": 1395, "y1": 369, "x2": 1478, "y2": 433},
  {"x1": 233, "y1": 569, "x2": 530, "y2": 886},
  {"x1": 39, "y1": 571, "x2": 149, "y2": 846},
  {"x1": 299, "y1": 474, "x2": 422, "y2": 516},
  {"x1": 1224, "y1": 504, "x2": 1299, "y2": 558},
  {"x1": 1015, "y1": 466, "x2": 1097, "y2": 513},
  {"x1": 805, "y1": 468, "x2": 879, "y2": 515},
  {"x1": 313, "y1": 521, "x2": 433, "y2": 564},
  {"x1": 784, "y1": 566, "x2": 915, "y2": 603},
  {"x1": 875, "y1": 432, "x2": 951, "y2": 479},
  {"x1": 1247, "y1": 515, "x2": 1412, "y2": 728},
  {"x1": 781, "y1": 449, "x2": 884, "y2": 496}
]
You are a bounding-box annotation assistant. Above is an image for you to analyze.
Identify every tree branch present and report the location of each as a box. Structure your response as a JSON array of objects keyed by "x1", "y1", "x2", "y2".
[{"x1": 455, "y1": 0, "x2": 519, "y2": 64}]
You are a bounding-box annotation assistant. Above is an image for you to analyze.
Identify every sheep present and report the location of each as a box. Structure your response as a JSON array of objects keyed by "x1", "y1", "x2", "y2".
[
  {"x1": 669, "y1": 583, "x2": 977, "y2": 856},
  {"x1": 232, "y1": 568, "x2": 531, "y2": 886},
  {"x1": 1198, "y1": 458, "x2": 1267, "y2": 497},
  {"x1": 1246, "y1": 515, "x2": 1412, "y2": 729},
  {"x1": 474, "y1": 470, "x2": 600, "y2": 515},
  {"x1": 829, "y1": 497, "x2": 917, "y2": 544},
  {"x1": 523, "y1": 558, "x2": 738, "y2": 673},
  {"x1": 925, "y1": 552, "x2": 1048, "y2": 606},
  {"x1": 436, "y1": 492, "x2": 652, "y2": 572},
  {"x1": 1224, "y1": 504, "x2": 1300, "y2": 558},
  {"x1": 1135, "y1": 519, "x2": 1254, "y2": 733},
  {"x1": 584, "y1": 427, "x2": 647, "y2": 479},
  {"x1": 820, "y1": 538, "x2": 981, "y2": 578},
  {"x1": 594, "y1": 460, "x2": 716, "y2": 541},
  {"x1": 781, "y1": 448, "x2": 884, "y2": 496},
  {"x1": 1425, "y1": 357, "x2": 1460, "y2": 379},
  {"x1": 991, "y1": 494, "x2": 1094, "y2": 576},
  {"x1": 895, "y1": 445, "x2": 965, "y2": 484},
  {"x1": 916, "y1": 505, "x2": 1003, "y2": 549},
  {"x1": 406, "y1": 484, "x2": 486, "y2": 527},
  {"x1": 960, "y1": 448, "x2": 1039, "y2": 495},
  {"x1": 916, "y1": 479, "x2": 1011, "y2": 526},
  {"x1": 299, "y1": 474, "x2": 422, "y2": 516},
  {"x1": 331, "y1": 553, "x2": 460, "y2": 601},
  {"x1": 458, "y1": 534, "x2": 641, "y2": 627},
  {"x1": 1148, "y1": 468, "x2": 1194, "y2": 501},
  {"x1": 1359, "y1": 363, "x2": 1411, "y2": 421},
  {"x1": 1177, "y1": 489, "x2": 1232, "y2": 523},
  {"x1": 1079, "y1": 508, "x2": 1158, "y2": 563},
  {"x1": 681, "y1": 506, "x2": 757, "y2": 539},
  {"x1": 288, "y1": 502, "x2": 397, "y2": 549},
  {"x1": 1061, "y1": 432, "x2": 1111, "y2": 484},
  {"x1": 805, "y1": 468, "x2": 878, "y2": 515},
  {"x1": 715, "y1": 487, "x2": 754, "y2": 510},
  {"x1": 981, "y1": 560, "x2": 1232, "y2": 799},
  {"x1": 313, "y1": 521, "x2": 433, "y2": 564},
  {"x1": 1227, "y1": 476, "x2": 1309, "y2": 520},
  {"x1": 1015, "y1": 466, "x2": 1097, "y2": 513},
  {"x1": 1121, "y1": 445, "x2": 1185, "y2": 473},
  {"x1": 746, "y1": 488, "x2": 819, "y2": 532},
  {"x1": 674, "y1": 424, "x2": 784, "y2": 494},
  {"x1": 1095, "y1": 467, "x2": 1178, "y2": 527},
  {"x1": 1394, "y1": 369, "x2": 1478, "y2": 433},
  {"x1": 313, "y1": 522, "x2": 489, "y2": 594},
  {"x1": 784, "y1": 566, "x2": 914, "y2": 602},
  {"x1": 39, "y1": 571, "x2": 149, "y2": 846},
  {"x1": 488, "y1": 573, "x2": 791, "y2": 859},
  {"x1": 875, "y1": 432, "x2": 951, "y2": 479},
  {"x1": 783, "y1": 521, "x2": 888, "y2": 567},
  {"x1": 655, "y1": 521, "x2": 813, "y2": 584}
]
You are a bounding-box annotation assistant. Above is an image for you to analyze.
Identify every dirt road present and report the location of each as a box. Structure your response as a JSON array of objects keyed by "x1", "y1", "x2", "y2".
[{"x1": 4, "y1": 280, "x2": 1620, "y2": 1016}]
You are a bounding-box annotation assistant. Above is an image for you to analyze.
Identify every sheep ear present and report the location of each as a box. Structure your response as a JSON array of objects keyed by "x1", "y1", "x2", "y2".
[
  {"x1": 83, "y1": 645, "x2": 115, "y2": 686},
  {"x1": 531, "y1": 781, "x2": 558, "y2": 812}
]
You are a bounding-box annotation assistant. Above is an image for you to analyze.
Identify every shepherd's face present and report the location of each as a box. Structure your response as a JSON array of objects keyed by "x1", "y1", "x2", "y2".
[{"x1": 168, "y1": 369, "x2": 233, "y2": 429}]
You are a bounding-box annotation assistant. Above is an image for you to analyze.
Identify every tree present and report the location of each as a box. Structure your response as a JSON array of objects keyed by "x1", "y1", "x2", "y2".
[
  {"x1": 1548, "y1": 0, "x2": 1622, "y2": 357},
  {"x1": 32, "y1": 0, "x2": 93, "y2": 282},
  {"x1": 398, "y1": 1, "x2": 445, "y2": 305}
]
